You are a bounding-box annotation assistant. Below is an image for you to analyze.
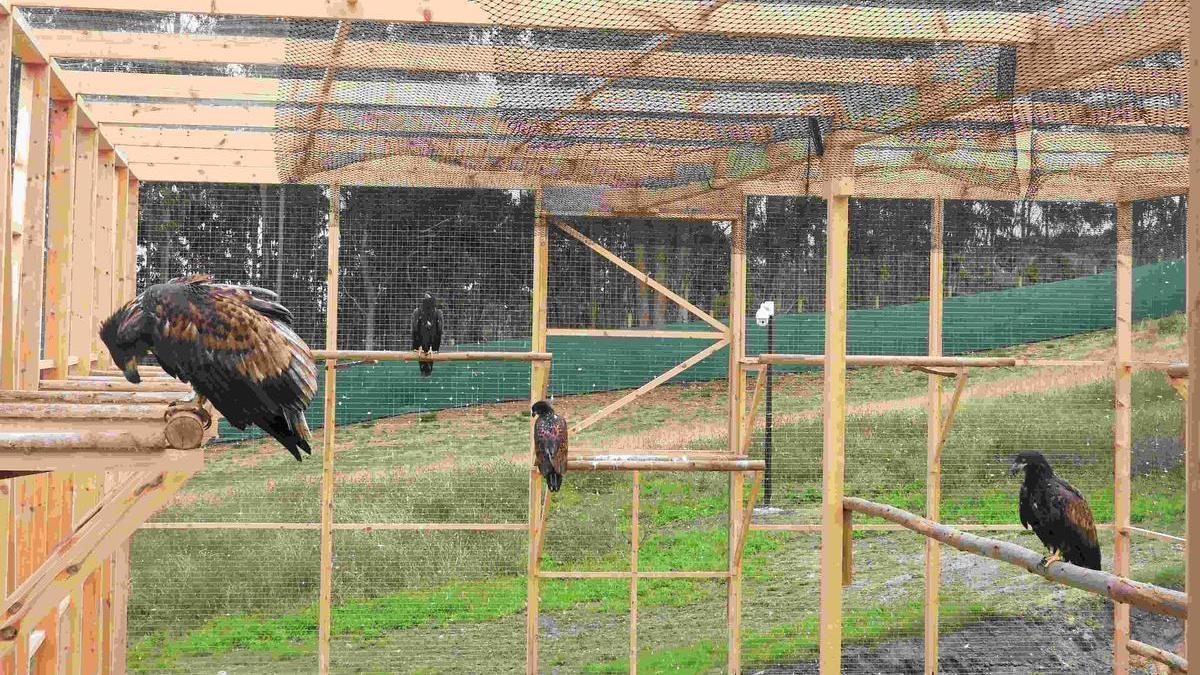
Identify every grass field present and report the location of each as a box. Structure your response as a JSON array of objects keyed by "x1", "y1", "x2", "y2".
[{"x1": 126, "y1": 315, "x2": 1188, "y2": 673}]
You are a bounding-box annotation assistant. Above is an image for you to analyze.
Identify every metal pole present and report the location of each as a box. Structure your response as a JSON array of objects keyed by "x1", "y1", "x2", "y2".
[{"x1": 764, "y1": 314, "x2": 774, "y2": 506}]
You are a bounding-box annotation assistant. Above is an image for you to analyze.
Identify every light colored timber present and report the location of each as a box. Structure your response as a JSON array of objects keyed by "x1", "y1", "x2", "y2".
[
  {"x1": 0, "y1": 470, "x2": 195, "y2": 656},
  {"x1": 1129, "y1": 639, "x2": 1188, "y2": 672},
  {"x1": 1127, "y1": 526, "x2": 1186, "y2": 545},
  {"x1": 318, "y1": 187, "x2": 340, "y2": 675},
  {"x1": 1115, "y1": 201, "x2": 1134, "y2": 675},
  {"x1": 92, "y1": 151, "x2": 117, "y2": 371},
  {"x1": 844, "y1": 497, "x2": 1188, "y2": 619},
  {"x1": 568, "y1": 458, "x2": 763, "y2": 472},
  {"x1": 539, "y1": 570, "x2": 729, "y2": 580},
  {"x1": 937, "y1": 371, "x2": 969, "y2": 456},
  {"x1": 43, "y1": 98, "x2": 77, "y2": 382},
  {"x1": 0, "y1": 391, "x2": 185, "y2": 405},
  {"x1": 740, "y1": 367, "x2": 766, "y2": 456},
  {"x1": 0, "y1": 448, "x2": 200, "y2": 475},
  {"x1": 819, "y1": 179, "x2": 850, "y2": 675},
  {"x1": 0, "y1": 13, "x2": 12, "y2": 392},
  {"x1": 924, "y1": 196, "x2": 944, "y2": 675},
  {"x1": 38, "y1": 380, "x2": 189, "y2": 393},
  {"x1": 630, "y1": 470, "x2": 639, "y2": 674},
  {"x1": 0, "y1": 403, "x2": 177, "y2": 419},
  {"x1": 570, "y1": 339, "x2": 729, "y2": 436},
  {"x1": 1189, "y1": 16, "x2": 1200, "y2": 667},
  {"x1": 748, "y1": 523, "x2": 1077, "y2": 533},
  {"x1": 112, "y1": 166, "x2": 128, "y2": 314},
  {"x1": 727, "y1": 213, "x2": 747, "y2": 674},
  {"x1": 14, "y1": 64, "x2": 50, "y2": 391},
  {"x1": 527, "y1": 194, "x2": 549, "y2": 675},
  {"x1": 139, "y1": 522, "x2": 529, "y2": 531},
  {"x1": 733, "y1": 470, "x2": 763, "y2": 571},
  {"x1": 9, "y1": 1, "x2": 1039, "y2": 43},
  {"x1": 552, "y1": 219, "x2": 726, "y2": 333},
  {"x1": 546, "y1": 328, "x2": 725, "y2": 340},
  {"x1": 759, "y1": 354, "x2": 1017, "y2": 368},
  {"x1": 310, "y1": 349, "x2": 550, "y2": 362},
  {"x1": 67, "y1": 127, "x2": 99, "y2": 378},
  {"x1": 123, "y1": 178, "x2": 138, "y2": 301}
]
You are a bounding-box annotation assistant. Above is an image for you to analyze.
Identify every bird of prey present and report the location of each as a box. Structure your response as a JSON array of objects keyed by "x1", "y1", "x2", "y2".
[
  {"x1": 411, "y1": 292, "x2": 443, "y2": 377},
  {"x1": 532, "y1": 400, "x2": 568, "y2": 492},
  {"x1": 1009, "y1": 450, "x2": 1101, "y2": 570},
  {"x1": 99, "y1": 274, "x2": 318, "y2": 461}
]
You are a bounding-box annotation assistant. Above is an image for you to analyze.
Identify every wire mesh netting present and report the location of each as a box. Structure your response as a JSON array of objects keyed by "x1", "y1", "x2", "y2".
[{"x1": 17, "y1": 0, "x2": 1187, "y2": 671}]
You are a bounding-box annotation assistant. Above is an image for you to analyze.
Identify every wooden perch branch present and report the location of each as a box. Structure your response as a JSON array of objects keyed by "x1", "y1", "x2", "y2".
[
  {"x1": 1128, "y1": 639, "x2": 1187, "y2": 672},
  {"x1": 842, "y1": 497, "x2": 1187, "y2": 619}
]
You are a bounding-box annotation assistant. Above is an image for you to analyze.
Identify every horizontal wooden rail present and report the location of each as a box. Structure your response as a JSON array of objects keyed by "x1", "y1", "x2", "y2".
[
  {"x1": 747, "y1": 522, "x2": 1109, "y2": 533},
  {"x1": 539, "y1": 570, "x2": 729, "y2": 579},
  {"x1": 568, "y1": 456, "x2": 764, "y2": 472},
  {"x1": 310, "y1": 349, "x2": 551, "y2": 362},
  {"x1": 546, "y1": 328, "x2": 726, "y2": 340},
  {"x1": 0, "y1": 390, "x2": 186, "y2": 404},
  {"x1": 843, "y1": 497, "x2": 1187, "y2": 619},
  {"x1": 1129, "y1": 639, "x2": 1187, "y2": 672},
  {"x1": 1127, "y1": 526, "x2": 1186, "y2": 545},
  {"x1": 38, "y1": 379, "x2": 189, "y2": 392},
  {"x1": 756, "y1": 354, "x2": 1018, "y2": 367},
  {"x1": 139, "y1": 522, "x2": 528, "y2": 531}
]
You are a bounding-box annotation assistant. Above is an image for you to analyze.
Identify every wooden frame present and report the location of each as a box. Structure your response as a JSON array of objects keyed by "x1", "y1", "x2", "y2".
[
  {"x1": 1114, "y1": 201, "x2": 1134, "y2": 675},
  {"x1": 923, "y1": 197, "x2": 944, "y2": 674},
  {"x1": 317, "y1": 186, "x2": 339, "y2": 675},
  {"x1": 42, "y1": 98, "x2": 77, "y2": 381},
  {"x1": 1188, "y1": 7, "x2": 1200, "y2": 669},
  {"x1": 67, "y1": 126, "x2": 98, "y2": 378},
  {"x1": 13, "y1": 63, "x2": 50, "y2": 392}
]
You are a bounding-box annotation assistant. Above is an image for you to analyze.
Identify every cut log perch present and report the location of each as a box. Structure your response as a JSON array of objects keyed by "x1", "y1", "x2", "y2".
[
  {"x1": 842, "y1": 497, "x2": 1187, "y2": 619},
  {"x1": 1128, "y1": 639, "x2": 1187, "y2": 672}
]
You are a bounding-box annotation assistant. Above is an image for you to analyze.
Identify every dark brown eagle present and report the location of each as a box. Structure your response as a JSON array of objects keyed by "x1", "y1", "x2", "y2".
[
  {"x1": 532, "y1": 400, "x2": 568, "y2": 492},
  {"x1": 411, "y1": 292, "x2": 443, "y2": 377},
  {"x1": 99, "y1": 274, "x2": 318, "y2": 461},
  {"x1": 1010, "y1": 450, "x2": 1101, "y2": 570}
]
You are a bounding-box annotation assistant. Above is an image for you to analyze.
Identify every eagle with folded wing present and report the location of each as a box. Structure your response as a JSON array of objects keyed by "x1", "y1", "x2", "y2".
[{"x1": 100, "y1": 274, "x2": 318, "y2": 461}]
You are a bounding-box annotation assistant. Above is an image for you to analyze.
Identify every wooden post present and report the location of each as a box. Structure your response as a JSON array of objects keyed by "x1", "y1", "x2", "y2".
[
  {"x1": 123, "y1": 178, "x2": 138, "y2": 300},
  {"x1": 14, "y1": 64, "x2": 51, "y2": 392},
  {"x1": 820, "y1": 178, "x2": 852, "y2": 675},
  {"x1": 93, "y1": 151, "x2": 117, "y2": 370},
  {"x1": 1114, "y1": 201, "x2": 1133, "y2": 674},
  {"x1": 43, "y1": 99, "x2": 77, "y2": 382},
  {"x1": 842, "y1": 508, "x2": 853, "y2": 586},
  {"x1": 68, "y1": 127, "x2": 99, "y2": 377},
  {"x1": 111, "y1": 167, "x2": 129, "y2": 311},
  {"x1": 1186, "y1": 12, "x2": 1200, "y2": 665},
  {"x1": 630, "y1": 470, "x2": 639, "y2": 674},
  {"x1": 318, "y1": 186, "x2": 340, "y2": 675},
  {"x1": 527, "y1": 189, "x2": 548, "y2": 675},
  {"x1": 728, "y1": 214, "x2": 747, "y2": 674},
  {"x1": 925, "y1": 197, "x2": 944, "y2": 674},
  {"x1": 0, "y1": 13, "x2": 14, "y2": 391}
]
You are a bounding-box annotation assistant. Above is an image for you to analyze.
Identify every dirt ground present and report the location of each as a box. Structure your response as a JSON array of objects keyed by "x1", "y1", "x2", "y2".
[{"x1": 754, "y1": 607, "x2": 1181, "y2": 674}]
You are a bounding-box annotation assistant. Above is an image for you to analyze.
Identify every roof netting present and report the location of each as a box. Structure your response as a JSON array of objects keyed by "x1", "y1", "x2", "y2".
[{"x1": 17, "y1": 0, "x2": 1188, "y2": 214}]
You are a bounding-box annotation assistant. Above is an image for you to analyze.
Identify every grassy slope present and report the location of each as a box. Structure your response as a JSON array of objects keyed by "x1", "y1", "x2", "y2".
[{"x1": 128, "y1": 316, "x2": 1188, "y2": 673}]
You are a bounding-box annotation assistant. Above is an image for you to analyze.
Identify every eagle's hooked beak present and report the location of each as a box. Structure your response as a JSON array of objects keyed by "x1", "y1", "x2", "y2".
[
  {"x1": 1008, "y1": 461, "x2": 1025, "y2": 476},
  {"x1": 121, "y1": 358, "x2": 142, "y2": 384}
]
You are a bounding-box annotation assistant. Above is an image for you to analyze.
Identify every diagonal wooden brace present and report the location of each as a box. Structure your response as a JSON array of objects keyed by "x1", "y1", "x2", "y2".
[
  {"x1": 0, "y1": 464, "x2": 197, "y2": 656},
  {"x1": 739, "y1": 367, "x2": 767, "y2": 456}
]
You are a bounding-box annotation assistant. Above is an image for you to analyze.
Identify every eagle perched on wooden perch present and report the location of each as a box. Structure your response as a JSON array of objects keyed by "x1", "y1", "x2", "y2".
[
  {"x1": 411, "y1": 292, "x2": 443, "y2": 377},
  {"x1": 1010, "y1": 450, "x2": 1101, "y2": 570},
  {"x1": 532, "y1": 400, "x2": 568, "y2": 492},
  {"x1": 99, "y1": 274, "x2": 318, "y2": 461}
]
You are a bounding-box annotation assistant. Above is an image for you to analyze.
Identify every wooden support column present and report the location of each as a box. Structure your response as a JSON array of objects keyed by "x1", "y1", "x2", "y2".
[
  {"x1": 13, "y1": 64, "x2": 51, "y2": 392},
  {"x1": 42, "y1": 99, "x2": 77, "y2": 382},
  {"x1": 629, "y1": 470, "x2": 639, "y2": 674},
  {"x1": 820, "y1": 177, "x2": 852, "y2": 675},
  {"x1": 924, "y1": 198, "x2": 944, "y2": 674},
  {"x1": 111, "y1": 167, "x2": 128, "y2": 311},
  {"x1": 123, "y1": 178, "x2": 138, "y2": 300},
  {"x1": 318, "y1": 186, "x2": 340, "y2": 675},
  {"x1": 67, "y1": 128, "x2": 98, "y2": 377},
  {"x1": 527, "y1": 189, "x2": 548, "y2": 675},
  {"x1": 93, "y1": 152, "x2": 117, "y2": 370},
  {"x1": 1187, "y1": 10, "x2": 1200, "y2": 670},
  {"x1": 0, "y1": 13, "x2": 14, "y2": 390},
  {"x1": 728, "y1": 213, "x2": 747, "y2": 674},
  {"x1": 1114, "y1": 201, "x2": 1134, "y2": 674}
]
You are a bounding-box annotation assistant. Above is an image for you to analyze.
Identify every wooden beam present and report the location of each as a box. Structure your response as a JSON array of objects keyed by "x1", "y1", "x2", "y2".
[
  {"x1": 122, "y1": 178, "x2": 137, "y2": 301},
  {"x1": 1129, "y1": 639, "x2": 1188, "y2": 673},
  {"x1": 819, "y1": 176, "x2": 850, "y2": 675},
  {"x1": 527, "y1": 191, "x2": 549, "y2": 675},
  {"x1": 43, "y1": 99, "x2": 76, "y2": 382},
  {"x1": 547, "y1": 328, "x2": 724, "y2": 340},
  {"x1": 841, "y1": 508, "x2": 853, "y2": 586},
  {"x1": 317, "y1": 187, "x2": 339, "y2": 675},
  {"x1": 92, "y1": 151, "x2": 117, "y2": 371},
  {"x1": 311, "y1": 349, "x2": 550, "y2": 362},
  {"x1": 727, "y1": 213, "x2": 747, "y2": 674},
  {"x1": 924, "y1": 197, "x2": 944, "y2": 675},
  {"x1": 845, "y1": 497, "x2": 1188, "y2": 619},
  {"x1": 568, "y1": 458, "x2": 763, "y2": 472},
  {"x1": 67, "y1": 128, "x2": 98, "y2": 377},
  {"x1": 1115, "y1": 201, "x2": 1134, "y2": 675},
  {"x1": 0, "y1": 12, "x2": 12, "y2": 391},
  {"x1": 629, "y1": 470, "x2": 639, "y2": 675},
  {"x1": 14, "y1": 64, "x2": 50, "y2": 392},
  {"x1": 110, "y1": 165, "x2": 128, "y2": 313},
  {"x1": 11, "y1": 1, "x2": 1039, "y2": 43}
]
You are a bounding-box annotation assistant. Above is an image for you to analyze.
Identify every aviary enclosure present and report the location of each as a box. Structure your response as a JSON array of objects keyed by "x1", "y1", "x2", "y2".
[{"x1": 0, "y1": 0, "x2": 1195, "y2": 673}]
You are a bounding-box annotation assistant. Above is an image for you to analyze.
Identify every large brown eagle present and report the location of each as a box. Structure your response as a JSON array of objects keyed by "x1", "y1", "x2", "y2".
[
  {"x1": 532, "y1": 400, "x2": 568, "y2": 492},
  {"x1": 99, "y1": 274, "x2": 318, "y2": 461},
  {"x1": 1010, "y1": 450, "x2": 1101, "y2": 570}
]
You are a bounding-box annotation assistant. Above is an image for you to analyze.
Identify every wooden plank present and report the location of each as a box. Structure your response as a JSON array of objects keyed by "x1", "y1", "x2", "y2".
[
  {"x1": 540, "y1": 570, "x2": 729, "y2": 580},
  {"x1": 67, "y1": 128, "x2": 98, "y2": 378},
  {"x1": 0, "y1": 13, "x2": 13, "y2": 391},
  {"x1": 727, "y1": 214, "x2": 746, "y2": 675},
  {"x1": 107, "y1": 541, "x2": 127, "y2": 675},
  {"x1": 758, "y1": 354, "x2": 1016, "y2": 368},
  {"x1": 739, "y1": 366, "x2": 766, "y2": 456},
  {"x1": 110, "y1": 167, "x2": 128, "y2": 314},
  {"x1": 527, "y1": 193, "x2": 548, "y2": 675},
  {"x1": 92, "y1": 152, "x2": 117, "y2": 372},
  {"x1": 1114, "y1": 201, "x2": 1134, "y2": 675},
  {"x1": 14, "y1": 64, "x2": 50, "y2": 391},
  {"x1": 9, "y1": 1, "x2": 1039, "y2": 43},
  {"x1": 1128, "y1": 526, "x2": 1187, "y2": 545},
  {"x1": 570, "y1": 339, "x2": 728, "y2": 436},
  {"x1": 139, "y1": 522, "x2": 529, "y2": 531},
  {"x1": 841, "y1": 508, "x2": 853, "y2": 586},
  {"x1": 42, "y1": 99, "x2": 77, "y2": 382},
  {"x1": 546, "y1": 328, "x2": 724, "y2": 340},
  {"x1": 819, "y1": 180, "x2": 850, "y2": 675},
  {"x1": 310, "y1": 349, "x2": 550, "y2": 362},
  {"x1": 317, "y1": 187, "x2": 339, "y2": 675},
  {"x1": 122, "y1": 178, "x2": 137, "y2": 301},
  {"x1": 924, "y1": 197, "x2": 943, "y2": 675},
  {"x1": 629, "y1": 470, "x2": 639, "y2": 675},
  {"x1": 552, "y1": 219, "x2": 726, "y2": 333},
  {"x1": 568, "y1": 458, "x2": 763, "y2": 472}
]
